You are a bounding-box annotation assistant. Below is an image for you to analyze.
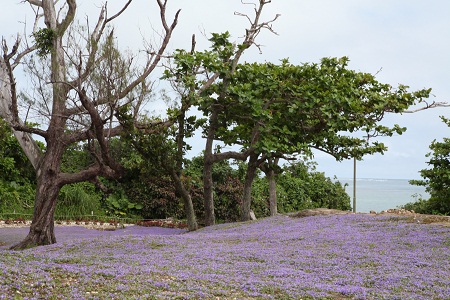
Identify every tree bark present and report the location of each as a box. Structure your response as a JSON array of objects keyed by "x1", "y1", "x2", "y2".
[
  {"x1": 203, "y1": 153, "x2": 215, "y2": 226},
  {"x1": 9, "y1": 0, "x2": 72, "y2": 249},
  {"x1": 241, "y1": 152, "x2": 259, "y2": 221},
  {"x1": 169, "y1": 169, "x2": 198, "y2": 231},
  {"x1": 0, "y1": 58, "x2": 43, "y2": 171},
  {"x1": 168, "y1": 100, "x2": 198, "y2": 231},
  {"x1": 203, "y1": 108, "x2": 219, "y2": 226},
  {"x1": 10, "y1": 182, "x2": 58, "y2": 249},
  {"x1": 10, "y1": 143, "x2": 64, "y2": 249},
  {"x1": 260, "y1": 157, "x2": 279, "y2": 216},
  {"x1": 267, "y1": 168, "x2": 278, "y2": 216}
]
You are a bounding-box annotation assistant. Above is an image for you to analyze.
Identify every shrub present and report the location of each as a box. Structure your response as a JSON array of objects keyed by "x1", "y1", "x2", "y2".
[
  {"x1": 55, "y1": 182, "x2": 103, "y2": 219},
  {"x1": 0, "y1": 180, "x2": 35, "y2": 215},
  {"x1": 251, "y1": 161, "x2": 351, "y2": 217},
  {"x1": 126, "y1": 176, "x2": 184, "y2": 220}
]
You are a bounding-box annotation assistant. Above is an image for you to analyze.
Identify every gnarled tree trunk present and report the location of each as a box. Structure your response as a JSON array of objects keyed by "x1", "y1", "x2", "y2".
[
  {"x1": 203, "y1": 108, "x2": 219, "y2": 226},
  {"x1": 169, "y1": 169, "x2": 198, "y2": 231},
  {"x1": 260, "y1": 157, "x2": 279, "y2": 216},
  {"x1": 10, "y1": 142, "x2": 64, "y2": 249},
  {"x1": 241, "y1": 152, "x2": 259, "y2": 221},
  {"x1": 11, "y1": 181, "x2": 59, "y2": 249},
  {"x1": 267, "y1": 168, "x2": 278, "y2": 216}
]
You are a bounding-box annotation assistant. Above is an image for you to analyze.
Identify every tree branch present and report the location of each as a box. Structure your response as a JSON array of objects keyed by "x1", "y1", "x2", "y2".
[
  {"x1": 1, "y1": 43, "x2": 45, "y2": 170},
  {"x1": 212, "y1": 147, "x2": 254, "y2": 162},
  {"x1": 58, "y1": 0, "x2": 77, "y2": 34},
  {"x1": 114, "y1": 2, "x2": 181, "y2": 101},
  {"x1": 401, "y1": 101, "x2": 450, "y2": 113},
  {"x1": 76, "y1": 87, "x2": 123, "y2": 174},
  {"x1": 58, "y1": 163, "x2": 120, "y2": 186},
  {"x1": 65, "y1": 123, "x2": 123, "y2": 144},
  {"x1": 105, "y1": 0, "x2": 133, "y2": 23},
  {"x1": 231, "y1": 0, "x2": 279, "y2": 71},
  {"x1": 25, "y1": 0, "x2": 43, "y2": 7},
  {"x1": 74, "y1": 0, "x2": 132, "y2": 86},
  {"x1": 1, "y1": 39, "x2": 48, "y2": 138}
]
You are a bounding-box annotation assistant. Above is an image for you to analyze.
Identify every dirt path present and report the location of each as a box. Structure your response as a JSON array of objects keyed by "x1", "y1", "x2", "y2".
[{"x1": 0, "y1": 225, "x2": 186, "y2": 250}]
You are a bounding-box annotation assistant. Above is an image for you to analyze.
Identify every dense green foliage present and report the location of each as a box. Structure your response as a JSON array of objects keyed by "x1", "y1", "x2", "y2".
[
  {"x1": 55, "y1": 182, "x2": 103, "y2": 220},
  {"x1": 2, "y1": 27, "x2": 436, "y2": 226},
  {"x1": 0, "y1": 119, "x2": 35, "y2": 216},
  {"x1": 31, "y1": 28, "x2": 56, "y2": 57},
  {"x1": 116, "y1": 152, "x2": 243, "y2": 223},
  {"x1": 0, "y1": 121, "x2": 104, "y2": 219},
  {"x1": 164, "y1": 32, "x2": 431, "y2": 224},
  {"x1": 184, "y1": 156, "x2": 244, "y2": 223},
  {"x1": 404, "y1": 117, "x2": 450, "y2": 215},
  {"x1": 0, "y1": 123, "x2": 352, "y2": 222},
  {"x1": 167, "y1": 35, "x2": 431, "y2": 162},
  {"x1": 251, "y1": 161, "x2": 351, "y2": 217}
]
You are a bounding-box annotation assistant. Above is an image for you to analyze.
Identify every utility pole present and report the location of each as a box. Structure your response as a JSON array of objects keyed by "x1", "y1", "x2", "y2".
[{"x1": 353, "y1": 157, "x2": 356, "y2": 213}]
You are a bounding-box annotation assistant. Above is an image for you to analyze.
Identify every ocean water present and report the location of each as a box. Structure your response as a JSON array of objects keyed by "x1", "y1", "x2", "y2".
[{"x1": 336, "y1": 178, "x2": 429, "y2": 213}]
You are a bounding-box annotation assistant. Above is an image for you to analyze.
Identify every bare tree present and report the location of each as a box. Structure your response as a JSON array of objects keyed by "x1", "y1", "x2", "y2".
[{"x1": 0, "y1": 0, "x2": 180, "y2": 249}]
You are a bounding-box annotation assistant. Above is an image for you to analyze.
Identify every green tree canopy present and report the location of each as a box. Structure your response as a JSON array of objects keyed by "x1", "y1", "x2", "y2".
[
  {"x1": 217, "y1": 57, "x2": 431, "y2": 160},
  {"x1": 166, "y1": 32, "x2": 432, "y2": 222},
  {"x1": 409, "y1": 117, "x2": 450, "y2": 215}
]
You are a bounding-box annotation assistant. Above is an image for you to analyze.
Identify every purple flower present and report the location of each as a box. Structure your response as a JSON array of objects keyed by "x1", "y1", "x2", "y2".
[{"x1": 0, "y1": 215, "x2": 448, "y2": 299}]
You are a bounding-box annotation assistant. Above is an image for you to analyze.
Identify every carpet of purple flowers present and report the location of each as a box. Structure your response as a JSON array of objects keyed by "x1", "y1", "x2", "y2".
[{"x1": 0, "y1": 214, "x2": 449, "y2": 299}]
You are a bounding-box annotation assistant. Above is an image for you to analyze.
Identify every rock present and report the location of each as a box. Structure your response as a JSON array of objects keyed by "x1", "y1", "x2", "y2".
[
  {"x1": 249, "y1": 210, "x2": 257, "y2": 221},
  {"x1": 382, "y1": 208, "x2": 415, "y2": 215},
  {"x1": 289, "y1": 208, "x2": 351, "y2": 218},
  {"x1": 370, "y1": 210, "x2": 377, "y2": 214}
]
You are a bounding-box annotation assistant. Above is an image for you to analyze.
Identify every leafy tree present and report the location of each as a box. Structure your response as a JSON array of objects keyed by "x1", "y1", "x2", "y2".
[
  {"x1": 184, "y1": 155, "x2": 244, "y2": 223},
  {"x1": 168, "y1": 26, "x2": 434, "y2": 223},
  {"x1": 165, "y1": 0, "x2": 281, "y2": 225},
  {"x1": 209, "y1": 57, "x2": 431, "y2": 221},
  {"x1": 408, "y1": 117, "x2": 450, "y2": 215},
  {"x1": 0, "y1": 0, "x2": 180, "y2": 249},
  {"x1": 115, "y1": 123, "x2": 198, "y2": 229}
]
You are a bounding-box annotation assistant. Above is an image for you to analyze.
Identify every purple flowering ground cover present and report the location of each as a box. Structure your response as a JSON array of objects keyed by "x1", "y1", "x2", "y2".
[{"x1": 0, "y1": 214, "x2": 449, "y2": 299}]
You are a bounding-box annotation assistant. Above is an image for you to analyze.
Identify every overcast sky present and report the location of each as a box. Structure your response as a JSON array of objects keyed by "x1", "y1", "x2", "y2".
[{"x1": 2, "y1": 0, "x2": 449, "y2": 180}]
